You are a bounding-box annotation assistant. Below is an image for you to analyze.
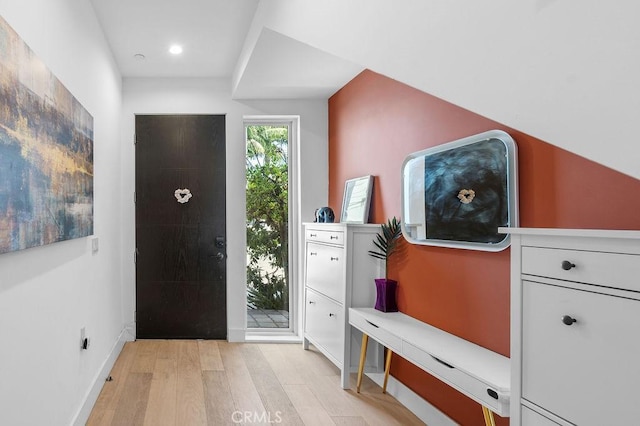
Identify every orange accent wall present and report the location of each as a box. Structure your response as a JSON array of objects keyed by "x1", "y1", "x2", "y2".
[{"x1": 328, "y1": 70, "x2": 640, "y2": 425}]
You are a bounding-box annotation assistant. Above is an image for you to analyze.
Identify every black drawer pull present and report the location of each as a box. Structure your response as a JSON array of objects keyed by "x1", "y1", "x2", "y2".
[
  {"x1": 487, "y1": 389, "x2": 499, "y2": 400},
  {"x1": 330, "y1": 235, "x2": 338, "y2": 240},
  {"x1": 562, "y1": 315, "x2": 577, "y2": 325},
  {"x1": 365, "y1": 320, "x2": 379, "y2": 328},
  {"x1": 561, "y1": 260, "x2": 576, "y2": 270},
  {"x1": 308, "y1": 300, "x2": 315, "y2": 305},
  {"x1": 310, "y1": 233, "x2": 317, "y2": 237},
  {"x1": 330, "y1": 257, "x2": 339, "y2": 261},
  {"x1": 431, "y1": 355, "x2": 455, "y2": 369},
  {"x1": 329, "y1": 313, "x2": 335, "y2": 317},
  {"x1": 309, "y1": 252, "x2": 318, "y2": 256}
]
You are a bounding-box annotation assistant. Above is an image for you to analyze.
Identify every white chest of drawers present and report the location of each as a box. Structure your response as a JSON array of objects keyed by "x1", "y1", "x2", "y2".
[
  {"x1": 503, "y1": 228, "x2": 640, "y2": 426},
  {"x1": 302, "y1": 223, "x2": 382, "y2": 388}
]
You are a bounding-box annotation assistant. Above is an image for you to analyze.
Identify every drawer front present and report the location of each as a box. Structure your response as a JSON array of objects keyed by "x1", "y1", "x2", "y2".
[
  {"x1": 403, "y1": 342, "x2": 508, "y2": 415},
  {"x1": 305, "y1": 288, "x2": 344, "y2": 364},
  {"x1": 522, "y1": 281, "x2": 640, "y2": 425},
  {"x1": 306, "y1": 228, "x2": 344, "y2": 245},
  {"x1": 349, "y1": 309, "x2": 402, "y2": 353},
  {"x1": 522, "y1": 246, "x2": 640, "y2": 292},
  {"x1": 521, "y1": 406, "x2": 560, "y2": 426},
  {"x1": 306, "y1": 242, "x2": 344, "y2": 303}
]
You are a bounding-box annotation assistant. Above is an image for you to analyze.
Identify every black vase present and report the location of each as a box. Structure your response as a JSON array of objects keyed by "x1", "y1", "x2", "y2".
[{"x1": 374, "y1": 278, "x2": 398, "y2": 312}]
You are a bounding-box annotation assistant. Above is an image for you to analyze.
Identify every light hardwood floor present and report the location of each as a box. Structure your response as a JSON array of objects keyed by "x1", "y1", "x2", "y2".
[{"x1": 87, "y1": 340, "x2": 424, "y2": 426}]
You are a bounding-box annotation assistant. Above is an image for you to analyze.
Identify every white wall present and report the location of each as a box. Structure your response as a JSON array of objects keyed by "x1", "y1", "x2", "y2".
[
  {"x1": 240, "y1": 0, "x2": 640, "y2": 180},
  {"x1": 121, "y1": 78, "x2": 327, "y2": 342},
  {"x1": 0, "y1": 1, "x2": 124, "y2": 425}
]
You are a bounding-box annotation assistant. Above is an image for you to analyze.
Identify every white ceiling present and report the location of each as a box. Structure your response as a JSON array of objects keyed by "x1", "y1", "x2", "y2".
[
  {"x1": 232, "y1": 28, "x2": 364, "y2": 99},
  {"x1": 89, "y1": 0, "x2": 363, "y2": 99}
]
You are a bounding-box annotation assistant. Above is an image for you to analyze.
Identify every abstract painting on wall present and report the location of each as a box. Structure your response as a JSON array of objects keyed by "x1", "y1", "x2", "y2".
[{"x1": 0, "y1": 15, "x2": 93, "y2": 254}]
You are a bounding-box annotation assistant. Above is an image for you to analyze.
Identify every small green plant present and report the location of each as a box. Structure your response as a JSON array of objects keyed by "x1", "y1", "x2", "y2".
[{"x1": 368, "y1": 217, "x2": 402, "y2": 277}]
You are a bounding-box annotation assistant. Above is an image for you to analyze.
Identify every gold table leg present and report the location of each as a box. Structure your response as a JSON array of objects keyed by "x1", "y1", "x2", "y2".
[
  {"x1": 382, "y1": 349, "x2": 393, "y2": 393},
  {"x1": 482, "y1": 406, "x2": 496, "y2": 426},
  {"x1": 356, "y1": 333, "x2": 369, "y2": 393}
]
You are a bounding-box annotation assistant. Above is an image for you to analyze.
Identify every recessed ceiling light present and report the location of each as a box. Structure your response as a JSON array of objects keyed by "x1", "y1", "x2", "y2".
[{"x1": 169, "y1": 45, "x2": 183, "y2": 55}]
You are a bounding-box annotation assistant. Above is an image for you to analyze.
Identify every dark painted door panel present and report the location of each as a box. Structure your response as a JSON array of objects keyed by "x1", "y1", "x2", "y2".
[{"x1": 135, "y1": 114, "x2": 226, "y2": 339}]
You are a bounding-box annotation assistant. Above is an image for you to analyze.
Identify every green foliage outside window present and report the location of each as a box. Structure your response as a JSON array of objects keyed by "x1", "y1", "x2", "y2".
[{"x1": 246, "y1": 125, "x2": 289, "y2": 311}]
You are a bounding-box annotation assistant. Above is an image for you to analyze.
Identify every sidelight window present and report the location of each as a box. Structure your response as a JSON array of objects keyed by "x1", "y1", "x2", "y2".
[{"x1": 245, "y1": 123, "x2": 291, "y2": 330}]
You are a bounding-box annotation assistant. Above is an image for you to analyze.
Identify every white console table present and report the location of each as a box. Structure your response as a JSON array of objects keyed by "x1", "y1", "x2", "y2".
[{"x1": 349, "y1": 307, "x2": 510, "y2": 425}]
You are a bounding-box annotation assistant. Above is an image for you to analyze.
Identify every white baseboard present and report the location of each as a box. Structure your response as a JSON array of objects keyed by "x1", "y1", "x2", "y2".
[
  {"x1": 71, "y1": 328, "x2": 133, "y2": 426},
  {"x1": 366, "y1": 372, "x2": 458, "y2": 426},
  {"x1": 227, "y1": 328, "x2": 245, "y2": 342}
]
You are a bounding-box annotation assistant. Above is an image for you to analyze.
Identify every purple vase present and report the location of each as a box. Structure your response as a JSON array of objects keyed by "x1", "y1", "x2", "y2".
[{"x1": 374, "y1": 279, "x2": 398, "y2": 312}]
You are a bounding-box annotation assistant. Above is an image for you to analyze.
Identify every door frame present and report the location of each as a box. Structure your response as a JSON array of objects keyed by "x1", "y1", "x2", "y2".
[{"x1": 243, "y1": 115, "x2": 301, "y2": 340}]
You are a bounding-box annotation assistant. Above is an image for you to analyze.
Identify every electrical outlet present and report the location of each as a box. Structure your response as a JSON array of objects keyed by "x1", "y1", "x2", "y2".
[
  {"x1": 91, "y1": 236, "x2": 99, "y2": 253},
  {"x1": 80, "y1": 327, "x2": 90, "y2": 350}
]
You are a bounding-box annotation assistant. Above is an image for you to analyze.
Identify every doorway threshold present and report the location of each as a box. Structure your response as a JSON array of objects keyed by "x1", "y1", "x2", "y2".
[{"x1": 244, "y1": 333, "x2": 302, "y2": 344}]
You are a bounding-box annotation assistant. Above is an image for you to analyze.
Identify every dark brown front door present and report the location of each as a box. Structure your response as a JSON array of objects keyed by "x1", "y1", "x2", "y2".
[{"x1": 135, "y1": 114, "x2": 226, "y2": 339}]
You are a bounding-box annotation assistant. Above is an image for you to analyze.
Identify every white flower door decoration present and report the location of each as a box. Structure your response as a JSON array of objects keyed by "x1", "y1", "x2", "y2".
[{"x1": 174, "y1": 188, "x2": 192, "y2": 204}]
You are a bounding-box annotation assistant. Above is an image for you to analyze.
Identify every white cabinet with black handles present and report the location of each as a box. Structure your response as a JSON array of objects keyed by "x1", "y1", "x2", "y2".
[
  {"x1": 502, "y1": 228, "x2": 640, "y2": 426},
  {"x1": 302, "y1": 223, "x2": 382, "y2": 388}
]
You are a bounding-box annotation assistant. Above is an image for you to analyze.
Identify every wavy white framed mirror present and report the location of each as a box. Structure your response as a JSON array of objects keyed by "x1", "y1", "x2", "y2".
[{"x1": 401, "y1": 130, "x2": 518, "y2": 251}]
